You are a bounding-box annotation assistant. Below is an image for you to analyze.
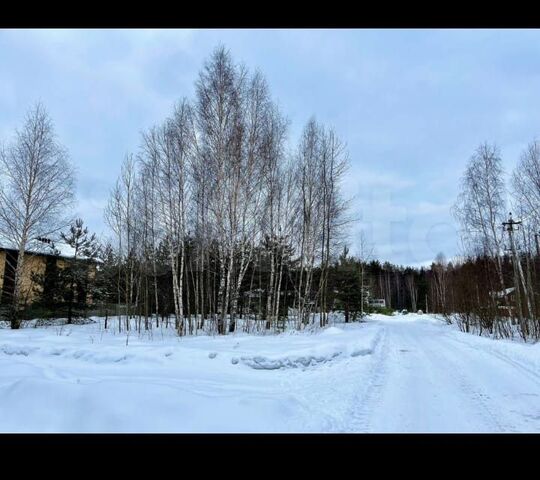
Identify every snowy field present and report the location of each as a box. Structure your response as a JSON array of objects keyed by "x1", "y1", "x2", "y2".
[{"x1": 1, "y1": 313, "x2": 540, "y2": 432}]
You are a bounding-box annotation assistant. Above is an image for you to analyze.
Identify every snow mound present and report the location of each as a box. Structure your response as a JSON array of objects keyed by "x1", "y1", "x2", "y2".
[
  {"x1": 240, "y1": 351, "x2": 342, "y2": 370},
  {"x1": 0, "y1": 344, "x2": 39, "y2": 356},
  {"x1": 0, "y1": 342, "x2": 166, "y2": 366},
  {"x1": 239, "y1": 325, "x2": 383, "y2": 370}
]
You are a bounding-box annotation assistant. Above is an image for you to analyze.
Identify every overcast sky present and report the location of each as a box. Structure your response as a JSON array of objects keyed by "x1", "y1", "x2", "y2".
[{"x1": 1, "y1": 29, "x2": 540, "y2": 266}]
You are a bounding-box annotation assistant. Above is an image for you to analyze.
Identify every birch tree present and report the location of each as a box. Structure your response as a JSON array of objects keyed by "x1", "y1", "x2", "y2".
[
  {"x1": 104, "y1": 155, "x2": 138, "y2": 331},
  {"x1": 0, "y1": 104, "x2": 75, "y2": 329},
  {"x1": 155, "y1": 100, "x2": 194, "y2": 335},
  {"x1": 453, "y1": 143, "x2": 507, "y2": 299},
  {"x1": 294, "y1": 119, "x2": 323, "y2": 326}
]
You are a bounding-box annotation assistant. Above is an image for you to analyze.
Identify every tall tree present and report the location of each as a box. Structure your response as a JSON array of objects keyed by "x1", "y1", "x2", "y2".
[
  {"x1": 453, "y1": 143, "x2": 507, "y2": 301},
  {"x1": 0, "y1": 103, "x2": 75, "y2": 328},
  {"x1": 60, "y1": 218, "x2": 100, "y2": 324}
]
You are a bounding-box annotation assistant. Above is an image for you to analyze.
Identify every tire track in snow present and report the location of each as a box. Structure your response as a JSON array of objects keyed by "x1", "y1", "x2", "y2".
[
  {"x1": 421, "y1": 332, "x2": 512, "y2": 433},
  {"x1": 346, "y1": 320, "x2": 514, "y2": 432},
  {"x1": 282, "y1": 324, "x2": 388, "y2": 432},
  {"x1": 341, "y1": 325, "x2": 390, "y2": 432}
]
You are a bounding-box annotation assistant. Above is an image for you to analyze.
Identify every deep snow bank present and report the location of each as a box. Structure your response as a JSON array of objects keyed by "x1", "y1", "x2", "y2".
[{"x1": 0, "y1": 318, "x2": 382, "y2": 432}]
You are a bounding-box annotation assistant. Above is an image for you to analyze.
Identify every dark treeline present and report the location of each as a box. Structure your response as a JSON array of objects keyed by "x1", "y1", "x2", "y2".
[
  {"x1": 93, "y1": 236, "x2": 442, "y2": 335},
  {"x1": 364, "y1": 260, "x2": 429, "y2": 313},
  {"x1": 425, "y1": 252, "x2": 540, "y2": 341}
]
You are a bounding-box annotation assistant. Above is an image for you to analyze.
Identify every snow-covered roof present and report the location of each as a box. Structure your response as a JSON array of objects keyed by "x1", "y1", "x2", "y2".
[
  {"x1": 0, "y1": 237, "x2": 80, "y2": 260},
  {"x1": 50, "y1": 242, "x2": 78, "y2": 259}
]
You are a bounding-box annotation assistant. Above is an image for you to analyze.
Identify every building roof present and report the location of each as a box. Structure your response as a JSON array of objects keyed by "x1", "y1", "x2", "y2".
[{"x1": 0, "y1": 235, "x2": 88, "y2": 261}]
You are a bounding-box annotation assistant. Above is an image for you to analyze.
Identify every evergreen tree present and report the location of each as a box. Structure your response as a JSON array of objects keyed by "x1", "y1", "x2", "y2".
[
  {"x1": 329, "y1": 247, "x2": 364, "y2": 323},
  {"x1": 60, "y1": 219, "x2": 100, "y2": 324}
]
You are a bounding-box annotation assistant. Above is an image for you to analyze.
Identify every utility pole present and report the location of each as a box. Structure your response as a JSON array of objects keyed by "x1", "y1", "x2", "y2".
[
  {"x1": 360, "y1": 262, "x2": 364, "y2": 316},
  {"x1": 503, "y1": 212, "x2": 532, "y2": 333}
]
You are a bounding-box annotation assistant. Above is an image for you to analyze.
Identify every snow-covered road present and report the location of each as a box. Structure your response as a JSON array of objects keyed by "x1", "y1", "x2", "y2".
[
  {"x1": 1, "y1": 314, "x2": 539, "y2": 432},
  {"x1": 338, "y1": 317, "x2": 540, "y2": 432}
]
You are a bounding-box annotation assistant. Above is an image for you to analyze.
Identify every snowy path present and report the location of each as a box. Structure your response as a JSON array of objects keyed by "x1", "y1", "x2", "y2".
[
  {"x1": 340, "y1": 317, "x2": 540, "y2": 432},
  {"x1": 272, "y1": 315, "x2": 540, "y2": 432},
  {"x1": 1, "y1": 314, "x2": 540, "y2": 432}
]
